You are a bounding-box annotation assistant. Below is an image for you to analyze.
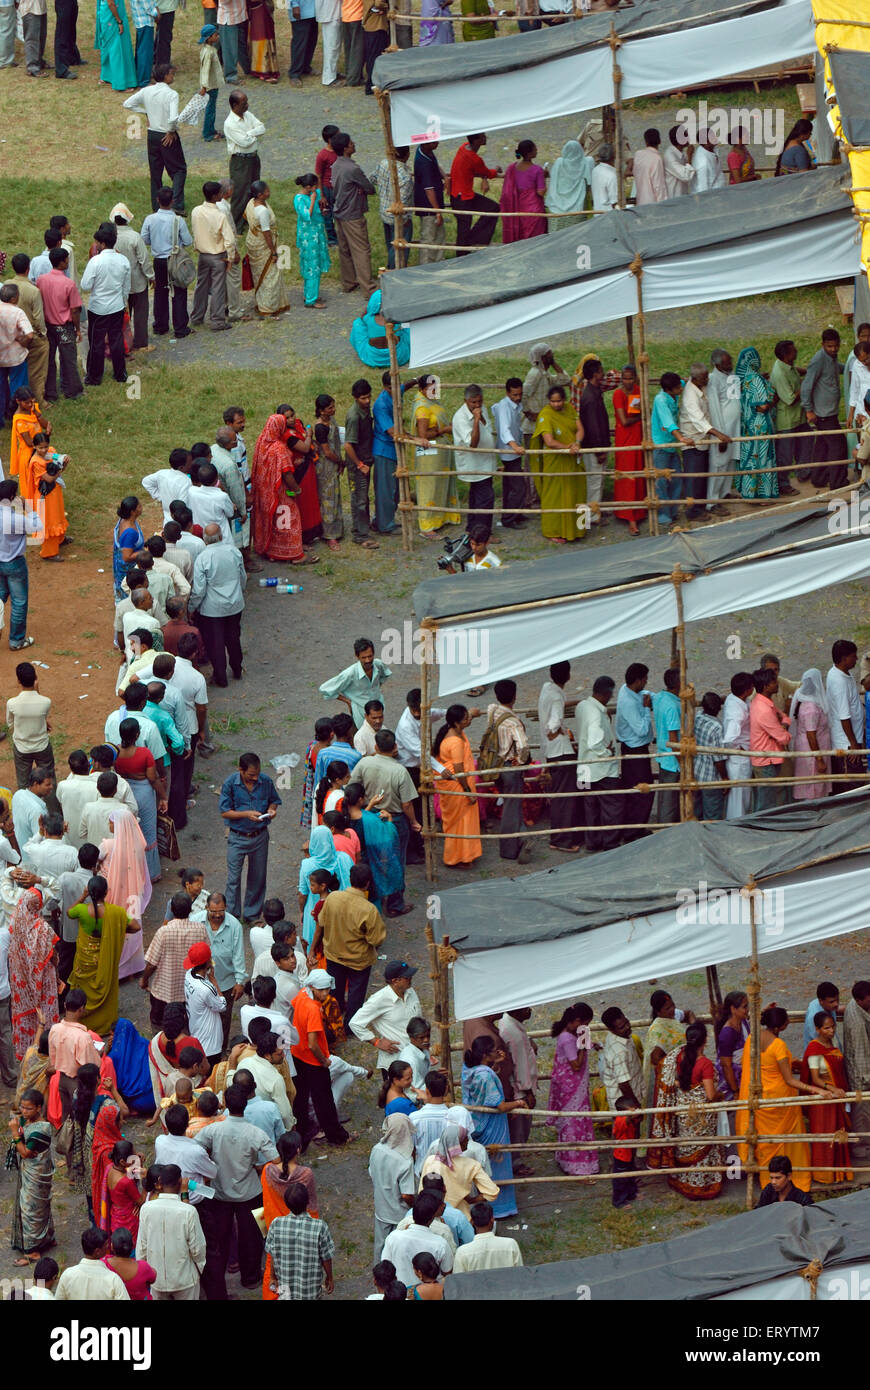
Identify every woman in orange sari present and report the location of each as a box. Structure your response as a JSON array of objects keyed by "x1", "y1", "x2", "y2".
[
  {"x1": 261, "y1": 1129, "x2": 319, "y2": 1299},
  {"x1": 433, "y1": 705, "x2": 481, "y2": 866},
  {"x1": 612, "y1": 364, "x2": 646, "y2": 536},
  {"x1": 250, "y1": 414, "x2": 319, "y2": 566},
  {"x1": 30, "y1": 434, "x2": 70, "y2": 560},
  {"x1": 9, "y1": 388, "x2": 49, "y2": 503},
  {"x1": 736, "y1": 1005, "x2": 827, "y2": 1192},
  {"x1": 801, "y1": 1012, "x2": 852, "y2": 1184}
]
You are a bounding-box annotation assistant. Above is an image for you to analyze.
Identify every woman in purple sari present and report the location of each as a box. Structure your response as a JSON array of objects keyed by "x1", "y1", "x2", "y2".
[
  {"x1": 500, "y1": 140, "x2": 548, "y2": 243},
  {"x1": 547, "y1": 1003, "x2": 599, "y2": 1175},
  {"x1": 420, "y1": 0, "x2": 455, "y2": 44}
]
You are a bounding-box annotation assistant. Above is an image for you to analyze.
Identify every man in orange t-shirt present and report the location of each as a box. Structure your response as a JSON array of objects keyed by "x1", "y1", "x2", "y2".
[{"x1": 291, "y1": 971, "x2": 354, "y2": 1149}]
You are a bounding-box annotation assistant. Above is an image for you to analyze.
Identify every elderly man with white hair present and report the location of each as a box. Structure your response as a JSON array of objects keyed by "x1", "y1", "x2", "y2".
[
  {"x1": 189, "y1": 523, "x2": 247, "y2": 687},
  {"x1": 707, "y1": 347, "x2": 742, "y2": 509},
  {"x1": 110, "y1": 203, "x2": 154, "y2": 354},
  {"x1": 211, "y1": 424, "x2": 248, "y2": 541},
  {"x1": 679, "y1": 362, "x2": 731, "y2": 521}
]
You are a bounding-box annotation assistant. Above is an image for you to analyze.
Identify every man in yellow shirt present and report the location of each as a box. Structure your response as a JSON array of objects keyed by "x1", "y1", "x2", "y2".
[{"x1": 309, "y1": 862, "x2": 385, "y2": 1024}]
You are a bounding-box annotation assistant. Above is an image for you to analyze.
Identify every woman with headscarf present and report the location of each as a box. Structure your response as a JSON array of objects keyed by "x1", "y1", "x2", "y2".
[
  {"x1": 297, "y1": 824, "x2": 353, "y2": 949},
  {"x1": 735, "y1": 346, "x2": 778, "y2": 501},
  {"x1": 67, "y1": 875, "x2": 142, "y2": 1034},
  {"x1": 251, "y1": 414, "x2": 318, "y2": 566},
  {"x1": 98, "y1": 807, "x2": 150, "y2": 978},
  {"x1": 108, "y1": 1019, "x2": 155, "y2": 1115},
  {"x1": 9, "y1": 889, "x2": 59, "y2": 1060},
  {"x1": 530, "y1": 382, "x2": 585, "y2": 542},
  {"x1": 275, "y1": 402, "x2": 322, "y2": 546},
  {"x1": 500, "y1": 140, "x2": 548, "y2": 243},
  {"x1": 244, "y1": 181, "x2": 291, "y2": 317},
  {"x1": 368, "y1": 1112, "x2": 416, "y2": 1260},
  {"x1": 349, "y1": 290, "x2": 411, "y2": 369},
  {"x1": 790, "y1": 668, "x2": 832, "y2": 800},
  {"x1": 612, "y1": 361, "x2": 646, "y2": 534},
  {"x1": 419, "y1": 1122, "x2": 500, "y2": 1216},
  {"x1": 546, "y1": 140, "x2": 594, "y2": 222},
  {"x1": 411, "y1": 374, "x2": 461, "y2": 537},
  {"x1": 443, "y1": 1102, "x2": 491, "y2": 1173}
]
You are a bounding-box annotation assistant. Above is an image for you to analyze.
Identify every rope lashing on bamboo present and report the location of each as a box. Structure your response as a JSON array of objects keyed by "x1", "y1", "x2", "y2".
[
  {"x1": 800, "y1": 1260, "x2": 824, "y2": 1300},
  {"x1": 438, "y1": 943, "x2": 458, "y2": 966}
]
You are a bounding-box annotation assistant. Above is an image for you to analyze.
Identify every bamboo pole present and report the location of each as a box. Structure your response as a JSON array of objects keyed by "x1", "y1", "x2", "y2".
[
  {"x1": 672, "y1": 565, "x2": 695, "y2": 825},
  {"x1": 610, "y1": 24, "x2": 625, "y2": 210},
  {"x1": 374, "y1": 88, "x2": 405, "y2": 271},
  {"x1": 386, "y1": 323, "x2": 413, "y2": 552},
  {"x1": 464, "y1": 1088, "x2": 860, "y2": 1121},
  {"x1": 746, "y1": 880, "x2": 762, "y2": 1211},
  {"x1": 438, "y1": 933, "x2": 454, "y2": 1097},
  {"x1": 419, "y1": 624, "x2": 437, "y2": 884}
]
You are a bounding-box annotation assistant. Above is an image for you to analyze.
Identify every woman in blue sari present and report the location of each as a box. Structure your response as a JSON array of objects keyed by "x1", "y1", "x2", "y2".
[
  {"x1": 297, "y1": 825, "x2": 353, "y2": 948},
  {"x1": 112, "y1": 496, "x2": 144, "y2": 601},
  {"x1": 108, "y1": 1019, "x2": 154, "y2": 1115},
  {"x1": 342, "y1": 781, "x2": 403, "y2": 911},
  {"x1": 734, "y1": 346, "x2": 778, "y2": 501},
  {"x1": 95, "y1": 0, "x2": 137, "y2": 91},
  {"x1": 461, "y1": 1034, "x2": 528, "y2": 1218},
  {"x1": 350, "y1": 290, "x2": 410, "y2": 369}
]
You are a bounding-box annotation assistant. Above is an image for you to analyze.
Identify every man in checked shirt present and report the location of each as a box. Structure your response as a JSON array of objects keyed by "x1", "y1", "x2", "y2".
[{"x1": 485, "y1": 678, "x2": 532, "y2": 863}]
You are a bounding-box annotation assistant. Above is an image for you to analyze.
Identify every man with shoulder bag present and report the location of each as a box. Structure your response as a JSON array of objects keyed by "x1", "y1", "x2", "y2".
[
  {"x1": 480, "y1": 678, "x2": 532, "y2": 863},
  {"x1": 142, "y1": 188, "x2": 194, "y2": 339}
]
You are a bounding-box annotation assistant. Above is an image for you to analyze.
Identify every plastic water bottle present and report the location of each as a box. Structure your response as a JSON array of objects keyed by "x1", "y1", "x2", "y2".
[
  {"x1": 274, "y1": 583, "x2": 303, "y2": 594},
  {"x1": 259, "y1": 577, "x2": 280, "y2": 586}
]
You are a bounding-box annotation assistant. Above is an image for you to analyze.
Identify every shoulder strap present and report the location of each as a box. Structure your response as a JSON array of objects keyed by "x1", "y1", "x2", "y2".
[{"x1": 171, "y1": 215, "x2": 179, "y2": 254}]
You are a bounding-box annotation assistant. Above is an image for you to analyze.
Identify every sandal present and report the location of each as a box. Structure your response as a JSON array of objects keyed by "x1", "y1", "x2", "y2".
[{"x1": 326, "y1": 539, "x2": 341, "y2": 551}]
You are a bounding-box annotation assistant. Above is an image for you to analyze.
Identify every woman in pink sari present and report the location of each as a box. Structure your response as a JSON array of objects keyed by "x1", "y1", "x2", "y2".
[
  {"x1": 789, "y1": 668, "x2": 832, "y2": 800},
  {"x1": 500, "y1": 140, "x2": 548, "y2": 243},
  {"x1": 547, "y1": 1002, "x2": 598, "y2": 1175},
  {"x1": 98, "y1": 809, "x2": 151, "y2": 980},
  {"x1": 9, "y1": 889, "x2": 59, "y2": 1059}
]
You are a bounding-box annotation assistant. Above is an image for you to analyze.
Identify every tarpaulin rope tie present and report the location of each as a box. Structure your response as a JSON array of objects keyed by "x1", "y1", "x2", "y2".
[{"x1": 800, "y1": 1259, "x2": 824, "y2": 1299}]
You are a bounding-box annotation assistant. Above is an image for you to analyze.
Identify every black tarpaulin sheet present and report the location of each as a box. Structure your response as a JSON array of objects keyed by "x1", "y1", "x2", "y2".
[
  {"x1": 373, "y1": 0, "x2": 778, "y2": 92},
  {"x1": 437, "y1": 791, "x2": 870, "y2": 951},
  {"x1": 829, "y1": 49, "x2": 870, "y2": 147},
  {"x1": 413, "y1": 481, "x2": 867, "y2": 625},
  {"x1": 382, "y1": 165, "x2": 849, "y2": 327},
  {"x1": 443, "y1": 1188, "x2": 870, "y2": 1299}
]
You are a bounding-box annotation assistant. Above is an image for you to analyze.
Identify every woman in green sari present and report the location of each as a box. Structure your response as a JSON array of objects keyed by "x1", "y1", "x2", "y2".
[
  {"x1": 530, "y1": 383, "x2": 586, "y2": 542},
  {"x1": 67, "y1": 876, "x2": 141, "y2": 1037},
  {"x1": 735, "y1": 345, "x2": 779, "y2": 501},
  {"x1": 9, "y1": 1089, "x2": 55, "y2": 1265}
]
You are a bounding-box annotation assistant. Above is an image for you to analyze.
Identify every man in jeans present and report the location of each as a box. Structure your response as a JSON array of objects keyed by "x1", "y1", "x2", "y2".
[
  {"x1": 36, "y1": 246, "x2": 83, "y2": 400},
  {"x1": 79, "y1": 222, "x2": 131, "y2": 387},
  {"x1": 651, "y1": 371, "x2": 692, "y2": 531},
  {"x1": 330, "y1": 133, "x2": 376, "y2": 295},
  {"x1": 142, "y1": 188, "x2": 193, "y2": 339},
  {"x1": 219, "y1": 751, "x2": 281, "y2": 923},
  {"x1": 0, "y1": 481, "x2": 39, "y2": 650},
  {"x1": 344, "y1": 379, "x2": 379, "y2": 549}
]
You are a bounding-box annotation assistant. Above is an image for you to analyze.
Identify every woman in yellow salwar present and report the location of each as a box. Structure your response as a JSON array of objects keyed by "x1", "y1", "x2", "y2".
[
  {"x1": 67, "y1": 875, "x2": 142, "y2": 1036},
  {"x1": 736, "y1": 1005, "x2": 827, "y2": 1193},
  {"x1": 244, "y1": 181, "x2": 291, "y2": 317},
  {"x1": 530, "y1": 383, "x2": 586, "y2": 543},
  {"x1": 412, "y1": 374, "x2": 460, "y2": 538},
  {"x1": 433, "y1": 705, "x2": 481, "y2": 866}
]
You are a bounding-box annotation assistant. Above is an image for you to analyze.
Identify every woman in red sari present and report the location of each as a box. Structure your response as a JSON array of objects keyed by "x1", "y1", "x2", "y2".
[
  {"x1": 251, "y1": 414, "x2": 319, "y2": 565},
  {"x1": 9, "y1": 889, "x2": 59, "y2": 1060},
  {"x1": 248, "y1": 0, "x2": 279, "y2": 80},
  {"x1": 500, "y1": 140, "x2": 548, "y2": 243},
  {"x1": 612, "y1": 363, "x2": 646, "y2": 536},
  {"x1": 801, "y1": 1013, "x2": 852, "y2": 1184},
  {"x1": 277, "y1": 403, "x2": 323, "y2": 545}
]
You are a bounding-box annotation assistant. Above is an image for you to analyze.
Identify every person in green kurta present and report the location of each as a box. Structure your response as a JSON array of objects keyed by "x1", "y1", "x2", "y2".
[
  {"x1": 460, "y1": 0, "x2": 495, "y2": 40},
  {"x1": 294, "y1": 175, "x2": 332, "y2": 309},
  {"x1": 95, "y1": 0, "x2": 137, "y2": 91},
  {"x1": 67, "y1": 876, "x2": 142, "y2": 1036},
  {"x1": 530, "y1": 384, "x2": 587, "y2": 542}
]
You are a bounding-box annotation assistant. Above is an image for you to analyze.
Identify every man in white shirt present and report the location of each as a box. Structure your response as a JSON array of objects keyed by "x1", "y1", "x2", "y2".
[
  {"x1": 211, "y1": 426, "x2": 248, "y2": 532},
  {"x1": 136, "y1": 1165, "x2": 207, "y2": 1299},
  {"x1": 11, "y1": 770, "x2": 53, "y2": 854},
  {"x1": 143, "y1": 449, "x2": 193, "y2": 523},
  {"x1": 189, "y1": 524, "x2": 247, "y2": 685},
  {"x1": 827, "y1": 639, "x2": 865, "y2": 791},
  {"x1": 188, "y1": 461, "x2": 235, "y2": 542},
  {"x1": 352, "y1": 699, "x2": 384, "y2": 757},
  {"x1": 706, "y1": 347, "x2": 741, "y2": 506},
  {"x1": 575, "y1": 675, "x2": 622, "y2": 852},
  {"x1": 452, "y1": 384, "x2": 498, "y2": 534},
  {"x1": 691, "y1": 131, "x2": 726, "y2": 193},
  {"x1": 6, "y1": 661, "x2": 54, "y2": 794},
  {"x1": 240, "y1": 974, "x2": 298, "y2": 1062},
  {"x1": 590, "y1": 143, "x2": 618, "y2": 211},
  {"x1": 80, "y1": 772, "x2": 138, "y2": 845},
  {"x1": 538, "y1": 661, "x2": 580, "y2": 851},
  {"x1": 123, "y1": 61, "x2": 187, "y2": 215},
  {"x1": 452, "y1": 1201, "x2": 523, "y2": 1273},
  {"x1": 79, "y1": 222, "x2": 132, "y2": 388},
  {"x1": 350, "y1": 961, "x2": 421, "y2": 1072},
  {"x1": 381, "y1": 1191, "x2": 453, "y2": 1285},
  {"x1": 722, "y1": 671, "x2": 753, "y2": 820},
  {"x1": 55, "y1": 1228, "x2": 130, "y2": 1300},
  {"x1": 632, "y1": 128, "x2": 666, "y2": 205},
  {"x1": 56, "y1": 750, "x2": 100, "y2": 849},
  {"x1": 394, "y1": 688, "x2": 446, "y2": 863},
  {"x1": 224, "y1": 90, "x2": 265, "y2": 232},
  {"x1": 498, "y1": 1007, "x2": 538, "y2": 1156},
  {"x1": 155, "y1": 1102, "x2": 219, "y2": 1205},
  {"x1": 21, "y1": 813, "x2": 78, "y2": 887},
  {"x1": 144, "y1": 533, "x2": 191, "y2": 599},
  {"x1": 56, "y1": 843, "x2": 99, "y2": 984},
  {"x1": 234, "y1": 1031, "x2": 294, "y2": 1128},
  {"x1": 663, "y1": 128, "x2": 696, "y2": 200},
  {"x1": 88, "y1": 747, "x2": 140, "y2": 818},
  {"x1": 679, "y1": 364, "x2": 730, "y2": 520},
  {"x1": 491, "y1": 376, "x2": 527, "y2": 528},
  {"x1": 104, "y1": 695, "x2": 167, "y2": 764},
  {"x1": 599, "y1": 1007, "x2": 642, "y2": 1110},
  {"x1": 162, "y1": 522, "x2": 195, "y2": 579}
]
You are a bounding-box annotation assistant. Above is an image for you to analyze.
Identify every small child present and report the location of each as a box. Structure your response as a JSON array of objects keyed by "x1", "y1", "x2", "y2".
[
  {"x1": 308, "y1": 868, "x2": 339, "y2": 962},
  {"x1": 26, "y1": 1256, "x2": 60, "y2": 1300},
  {"x1": 198, "y1": 26, "x2": 223, "y2": 143},
  {"x1": 322, "y1": 808, "x2": 360, "y2": 862},
  {"x1": 611, "y1": 1097, "x2": 640, "y2": 1209},
  {"x1": 186, "y1": 1088, "x2": 224, "y2": 1136},
  {"x1": 160, "y1": 1076, "x2": 203, "y2": 1127},
  {"x1": 315, "y1": 125, "x2": 340, "y2": 247}
]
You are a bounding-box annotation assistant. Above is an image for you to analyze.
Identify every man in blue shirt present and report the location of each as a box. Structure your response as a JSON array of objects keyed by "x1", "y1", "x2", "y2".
[
  {"x1": 652, "y1": 668, "x2": 682, "y2": 825},
  {"x1": 615, "y1": 662, "x2": 653, "y2": 842},
  {"x1": 372, "y1": 371, "x2": 403, "y2": 536},
  {"x1": 219, "y1": 752, "x2": 281, "y2": 924},
  {"x1": 803, "y1": 982, "x2": 842, "y2": 1051},
  {"x1": 651, "y1": 370, "x2": 692, "y2": 530},
  {"x1": 141, "y1": 186, "x2": 193, "y2": 340},
  {"x1": 313, "y1": 711, "x2": 361, "y2": 786},
  {"x1": 288, "y1": 0, "x2": 317, "y2": 85}
]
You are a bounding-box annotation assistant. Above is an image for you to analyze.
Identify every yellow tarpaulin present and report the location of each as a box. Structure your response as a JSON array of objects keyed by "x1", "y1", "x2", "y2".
[{"x1": 812, "y1": 0, "x2": 870, "y2": 272}]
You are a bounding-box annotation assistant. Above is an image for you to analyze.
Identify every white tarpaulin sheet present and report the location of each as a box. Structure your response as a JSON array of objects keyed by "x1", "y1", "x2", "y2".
[
  {"x1": 385, "y1": 0, "x2": 813, "y2": 146},
  {"x1": 450, "y1": 855, "x2": 870, "y2": 1018},
  {"x1": 432, "y1": 531, "x2": 870, "y2": 696},
  {"x1": 407, "y1": 208, "x2": 859, "y2": 368}
]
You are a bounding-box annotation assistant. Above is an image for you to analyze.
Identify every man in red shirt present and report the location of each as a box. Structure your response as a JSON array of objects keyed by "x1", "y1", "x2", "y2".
[
  {"x1": 749, "y1": 665, "x2": 791, "y2": 813},
  {"x1": 36, "y1": 246, "x2": 83, "y2": 401},
  {"x1": 449, "y1": 133, "x2": 503, "y2": 257},
  {"x1": 290, "y1": 970, "x2": 354, "y2": 1149}
]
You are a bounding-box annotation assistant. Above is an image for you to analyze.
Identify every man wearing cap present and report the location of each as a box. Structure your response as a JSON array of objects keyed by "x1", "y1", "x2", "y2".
[
  {"x1": 111, "y1": 204, "x2": 154, "y2": 354},
  {"x1": 349, "y1": 960, "x2": 421, "y2": 1075},
  {"x1": 290, "y1": 970, "x2": 354, "y2": 1148},
  {"x1": 183, "y1": 942, "x2": 226, "y2": 1065},
  {"x1": 308, "y1": 861, "x2": 386, "y2": 1026}
]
